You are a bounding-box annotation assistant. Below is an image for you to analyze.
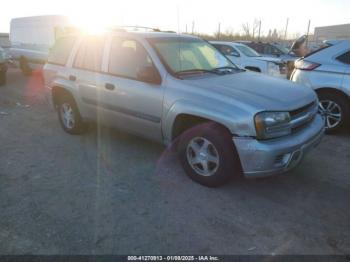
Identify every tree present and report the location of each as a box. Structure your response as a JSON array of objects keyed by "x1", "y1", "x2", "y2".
[{"x1": 241, "y1": 22, "x2": 251, "y2": 39}]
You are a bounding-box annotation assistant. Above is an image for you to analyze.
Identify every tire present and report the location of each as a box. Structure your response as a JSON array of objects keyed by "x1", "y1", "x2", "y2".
[
  {"x1": 318, "y1": 92, "x2": 350, "y2": 133},
  {"x1": 57, "y1": 94, "x2": 86, "y2": 135},
  {"x1": 19, "y1": 57, "x2": 32, "y2": 76},
  {"x1": 0, "y1": 70, "x2": 6, "y2": 86},
  {"x1": 178, "y1": 122, "x2": 241, "y2": 187}
]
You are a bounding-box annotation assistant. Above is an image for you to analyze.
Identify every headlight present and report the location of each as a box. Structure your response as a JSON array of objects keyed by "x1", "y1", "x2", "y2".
[
  {"x1": 267, "y1": 62, "x2": 280, "y2": 76},
  {"x1": 255, "y1": 111, "x2": 291, "y2": 139}
]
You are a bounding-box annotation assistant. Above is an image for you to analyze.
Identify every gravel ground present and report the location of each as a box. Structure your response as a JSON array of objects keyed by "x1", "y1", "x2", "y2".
[{"x1": 0, "y1": 69, "x2": 349, "y2": 255}]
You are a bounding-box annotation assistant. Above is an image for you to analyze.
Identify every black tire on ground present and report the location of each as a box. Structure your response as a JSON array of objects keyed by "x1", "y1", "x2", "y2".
[
  {"x1": 318, "y1": 91, "x2": 350, "y2": 134},
  {"x1": 19, "y1": 57, "x2": 32, "y2": 76},
  {"x1": 57, "y1": 94, "x2": 86, "y2": 135},
  {"x1": 0, "y1": 70, "x2": 6, "y2": 86},
  {"x1": 178, "y1": 122, "x2": 242, "y2": 187}
]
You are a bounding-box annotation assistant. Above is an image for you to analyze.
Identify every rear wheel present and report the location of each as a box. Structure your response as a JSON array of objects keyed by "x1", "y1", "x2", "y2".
[
  {"x1": 318, "y1": 92, "x2": 350, "y2": 133},
  {"x1": 178, "y1": 122, "x2": 241, "y2": 187},
  {"x1": 57, "y1": 95, "x2": 86, "y2": 135},
  {"x1": 0, "y1": 70, "x2": 6, "y2": 86}
]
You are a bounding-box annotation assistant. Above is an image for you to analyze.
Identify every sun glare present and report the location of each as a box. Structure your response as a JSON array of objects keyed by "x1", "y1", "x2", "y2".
[{"x1": 70, "y1": 16, "x2": 109, "y2": 35}]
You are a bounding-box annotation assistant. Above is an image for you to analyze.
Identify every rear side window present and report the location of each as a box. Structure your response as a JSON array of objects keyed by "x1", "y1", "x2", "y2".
[
  {"x1": 337, "y1": 51, "x2": 350, "y2": 65},
  {"x1": 48, "y1": 37, "x2": 76, "y2": 65},
  {"x1": 74, "y1": 37, "x2": 105, "y2": 72}
]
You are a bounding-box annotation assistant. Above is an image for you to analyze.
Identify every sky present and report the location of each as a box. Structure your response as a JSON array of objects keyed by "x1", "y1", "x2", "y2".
[{"x1": 1, "y1": 0, "x2": 349, "y2": 38}]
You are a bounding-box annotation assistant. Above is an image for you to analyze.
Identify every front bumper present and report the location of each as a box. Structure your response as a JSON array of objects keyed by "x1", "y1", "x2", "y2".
[{"x1": 233, "y1": 114, "x2": 324, "y2": 178}]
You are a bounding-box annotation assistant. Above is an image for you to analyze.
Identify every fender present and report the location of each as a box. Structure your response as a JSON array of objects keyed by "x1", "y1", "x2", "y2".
[{"x1": 162, "y1": 99, "x2": 256, "y2": 144}]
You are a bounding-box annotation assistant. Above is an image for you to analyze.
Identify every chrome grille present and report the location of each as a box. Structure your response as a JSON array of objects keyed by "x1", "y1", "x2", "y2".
[{"x1": 290, "y1": 101, "x2": 318, "y2": 133}]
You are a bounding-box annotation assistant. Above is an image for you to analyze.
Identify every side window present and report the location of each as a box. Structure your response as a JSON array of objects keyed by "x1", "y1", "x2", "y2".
[
  {"x1": 108, "y1": 38, "x2": 154, "y2": 79},
  {"x1": 337, "y1": 51, "x2": 350, "y2": 65},
  {"x1": 48, "y1": 37, "x2": 76, "y2": 65},
  {"x1": 73, "y1": 37, "x2": 105, "y2": 72}
]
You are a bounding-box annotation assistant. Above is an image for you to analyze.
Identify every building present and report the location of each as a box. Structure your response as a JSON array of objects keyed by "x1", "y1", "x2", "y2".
[{"x1": 314, "y1": 23, "x2": 350, "y2": 42}]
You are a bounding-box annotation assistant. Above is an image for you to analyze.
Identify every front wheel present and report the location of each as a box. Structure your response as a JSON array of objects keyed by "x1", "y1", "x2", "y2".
[
  {"x1": 178, "y1": 122, "x2": 241, "y2": 187},
  {"x1": 318, "y1": 92, "x2": 350, "y2": 133}
]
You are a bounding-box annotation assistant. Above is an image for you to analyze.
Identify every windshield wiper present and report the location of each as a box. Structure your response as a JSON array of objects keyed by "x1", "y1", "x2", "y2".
[
  {"x1": 213, "y1": 66, "x2": 245, "y2": 73},
  {"x1": 175, "y1": 69, "x2": 222, "y2": 77}
]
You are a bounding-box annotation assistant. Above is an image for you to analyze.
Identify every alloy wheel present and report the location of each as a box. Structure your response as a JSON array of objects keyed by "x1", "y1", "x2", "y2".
[
  {"x1": 319, "y1": 100, "x2": 342, "y2": 129},
  {"x1": 60, "y1": 103, "x2": 75, "y2": 130},
  {"x1": 186, "y1": 137, "x2": 220, "y2": 177}
]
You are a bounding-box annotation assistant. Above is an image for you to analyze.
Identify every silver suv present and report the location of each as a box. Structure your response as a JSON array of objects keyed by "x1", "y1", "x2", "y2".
[
  {"x1": 43, "y1": 29, "x2": 324, "y2": 187},
  {"x1": 292, "y1": 40, "x2": 350, "y2": 133}
]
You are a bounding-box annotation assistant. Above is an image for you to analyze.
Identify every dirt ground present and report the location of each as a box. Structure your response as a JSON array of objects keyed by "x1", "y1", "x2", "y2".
[{"x1": 0, "y1": 69, "x2": 349, "y2": 255}]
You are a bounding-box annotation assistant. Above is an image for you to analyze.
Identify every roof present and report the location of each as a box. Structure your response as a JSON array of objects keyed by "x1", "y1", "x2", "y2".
[
  {"x1": 325, "y1": 39, "x2": 350, "y2": 45},
  {"x1": 111, "y1": 30, "x2": 198, "y2": 39}
]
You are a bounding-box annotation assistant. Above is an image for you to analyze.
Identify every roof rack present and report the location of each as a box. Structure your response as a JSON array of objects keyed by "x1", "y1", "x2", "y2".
[
  {"x1": 110, "y1": 25, "x2": 176, "y2": 33},
  {"x1": 110, "y1": 26, "x2": 160, "y2": 32}
]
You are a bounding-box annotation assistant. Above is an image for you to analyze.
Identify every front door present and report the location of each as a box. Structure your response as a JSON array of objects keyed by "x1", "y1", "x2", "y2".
[{"x1": 98, "y1": 37, "x2": 164, "y2": 142}]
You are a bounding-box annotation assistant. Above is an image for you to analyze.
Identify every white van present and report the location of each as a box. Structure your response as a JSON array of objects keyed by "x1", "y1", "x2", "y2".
[{"x1": 10, "y1": 15, "x2": 74, "y2": 75}]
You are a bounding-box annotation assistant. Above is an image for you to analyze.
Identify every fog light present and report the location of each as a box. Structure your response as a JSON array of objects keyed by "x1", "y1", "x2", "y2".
[{"x1": 274, "y1": 153, "x2": 292, "y2": 167}]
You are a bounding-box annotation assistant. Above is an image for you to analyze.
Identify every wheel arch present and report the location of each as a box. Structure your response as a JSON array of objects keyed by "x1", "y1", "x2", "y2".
[
  {"x1": 52, "y1": 86, "x2": 76, "y2": 108},
  {"x1": 315, "y1": 87, "x2": 350, "y2": 102},
  {"x1": 171, "y1": 113, "x2": 233, "y2": 141}
]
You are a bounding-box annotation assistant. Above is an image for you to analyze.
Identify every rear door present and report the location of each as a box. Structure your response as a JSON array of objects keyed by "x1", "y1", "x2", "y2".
[{"x1": 69, "y1": 36, "x2": 108, "y2": 122}]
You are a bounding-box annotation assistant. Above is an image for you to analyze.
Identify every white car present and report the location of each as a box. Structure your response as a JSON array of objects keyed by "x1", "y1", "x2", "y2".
[
  {"x1": 211, "y1": 41, "x2": 287, "y2": 78},
  {"x1": 292, "y1": 40, "x2": 350, "y2": 133}
]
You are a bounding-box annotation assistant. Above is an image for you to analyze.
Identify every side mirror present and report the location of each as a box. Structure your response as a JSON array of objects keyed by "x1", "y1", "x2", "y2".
[{"x1": 137, "y1": 66, "x2": 161, "y2": 85}]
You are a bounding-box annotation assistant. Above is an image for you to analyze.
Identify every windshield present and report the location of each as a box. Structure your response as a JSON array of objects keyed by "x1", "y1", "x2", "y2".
[
  {"x1": 236, "y1": 45, "x2": 261, "y2": 57},
  {"x1": 149, "y1": 37, "x2": 236, "y2": 74}
]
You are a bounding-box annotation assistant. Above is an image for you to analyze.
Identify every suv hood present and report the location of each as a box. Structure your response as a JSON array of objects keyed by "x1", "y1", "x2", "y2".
[{"x1": 185, "y1": 71, "x2": 316, "y2": 112}]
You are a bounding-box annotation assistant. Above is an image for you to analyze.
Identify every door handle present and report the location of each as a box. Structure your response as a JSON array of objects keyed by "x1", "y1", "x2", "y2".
[
  {"x1": 105, "y1": 83, "x2": 115, "y2": 90},
  {"x1": 69, "y1": 75, "x2": 76, "y2": 81}
]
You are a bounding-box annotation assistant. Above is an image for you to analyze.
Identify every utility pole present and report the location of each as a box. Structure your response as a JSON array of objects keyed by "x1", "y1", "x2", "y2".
[
  {"x1": 306, "y1": 19, "x2": 311, "y2": 48},
  {"x1": 218, "y1": 23, "x2": 221, "y2": 40},
  {"x1": 258, "y1": 20, "x2": 261, "y2": 41},
  {"x1": 284, "y1": 18, "x2": 289, "y2": 40},
  {"x1": 185, "y1": 24, "x2": 188, "y2": 33},
  {"x1": 192, "y1": 21, "x2": 195, "y2": 34}
]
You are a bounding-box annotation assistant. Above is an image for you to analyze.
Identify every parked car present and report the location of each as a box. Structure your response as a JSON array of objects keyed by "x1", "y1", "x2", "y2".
[
  {"x1": 211, "y1": 41, "x2": 287, "y2": 78},
  {"x1": 43, "y1": 29, "x2": 324, "y2": 187},
  {"x1": 245, "y1": 41, "x2": 301, "y2": 78},
  {"x1": 0, "y1": 47, "x2": 7, "y2": 85},
  {"x1": 9, "y1": 15, "x2": 74, "y2": 75},
  {"x1": 292, "y1": 40, "x2": 350, "y2": 133},
  {"x1": 244, "y1": 41, "x2": 296, "y2": 60}
]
